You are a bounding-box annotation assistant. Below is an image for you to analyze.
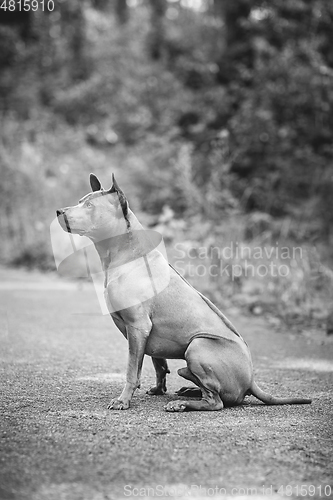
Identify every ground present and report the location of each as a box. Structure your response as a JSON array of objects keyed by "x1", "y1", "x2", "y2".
[{"x1": 0, "y1": 267, "x2": 332, "y2": 500}]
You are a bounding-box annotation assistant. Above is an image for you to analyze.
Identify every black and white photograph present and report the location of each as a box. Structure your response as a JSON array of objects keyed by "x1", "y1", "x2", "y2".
[{"x1": 0, "y1": 1, "x2": 332, "y2": 499}]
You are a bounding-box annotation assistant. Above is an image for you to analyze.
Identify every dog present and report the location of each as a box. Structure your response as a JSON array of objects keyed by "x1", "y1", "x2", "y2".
[{"x1": 56, "y1": 173, "x2": 312, "y2": 411}]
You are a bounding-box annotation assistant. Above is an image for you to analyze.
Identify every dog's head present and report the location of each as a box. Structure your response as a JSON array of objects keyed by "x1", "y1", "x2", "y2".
[{"x1": 56, "y1": 173, "x2": 129, "y2": 241}]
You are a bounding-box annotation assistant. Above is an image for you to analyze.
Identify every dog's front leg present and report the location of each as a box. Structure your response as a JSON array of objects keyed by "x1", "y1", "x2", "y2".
[{"x1": 108, "y1": 324, "x2": 150, "y2": 410}]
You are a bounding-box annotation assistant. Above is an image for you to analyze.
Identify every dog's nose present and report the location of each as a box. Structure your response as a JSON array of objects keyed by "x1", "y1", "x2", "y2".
[{"x1": 56, "y1": 209, "x2": 64, "y2": 217}]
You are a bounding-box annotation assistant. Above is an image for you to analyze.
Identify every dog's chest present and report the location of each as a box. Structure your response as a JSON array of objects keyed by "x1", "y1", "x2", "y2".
[{"x1": 111, "y1": 314, "x2": 127, "y2": 338}]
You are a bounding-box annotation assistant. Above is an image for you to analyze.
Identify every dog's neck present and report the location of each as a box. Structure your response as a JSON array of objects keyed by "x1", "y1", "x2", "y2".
[{"x1": 93, "y1": 210, "x2": 148, "y2": 273}]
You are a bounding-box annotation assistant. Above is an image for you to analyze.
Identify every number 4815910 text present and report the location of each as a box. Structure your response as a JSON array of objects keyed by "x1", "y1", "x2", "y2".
[{"x1": 0, "y1": 0, "x2": 55, "y2": 12}]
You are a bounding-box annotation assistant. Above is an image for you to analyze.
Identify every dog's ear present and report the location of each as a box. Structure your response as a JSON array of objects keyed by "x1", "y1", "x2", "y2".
[
  {"x1": 90, "y1": 173, "x2": 102, "y2": 192},
  {"x1": 110, "y1": 173, "x2": 128, "y2": 218},
  {"x1": 110, "y1": 173, "x2": 120, "y2": 193}
]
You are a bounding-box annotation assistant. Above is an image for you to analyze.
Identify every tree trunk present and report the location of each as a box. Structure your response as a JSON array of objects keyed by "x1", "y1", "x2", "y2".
[
  {"x1": 215, "y1": 0, "x2": 253, "y2": 84},
  {"x1": 71, "y1": 4, "x2": 87, "y2": 79},
  {"x1": 116, "y1": 0, "x2": 129, "y2": 25},
  {"x1": 148, "y1": 0, "x2": 166, "y2": 60}
]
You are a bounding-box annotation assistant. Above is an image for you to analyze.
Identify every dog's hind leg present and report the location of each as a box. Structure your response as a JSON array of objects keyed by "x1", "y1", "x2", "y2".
[
  {"x1": 147, "y1": 357, "x2": 170, "y2": 395},
  {"x1": 175, "y1": 368, "x2": 202, "y2": 398},
  {"x1": 166, "y1": 339, "x2": 224, "y2": 412}
]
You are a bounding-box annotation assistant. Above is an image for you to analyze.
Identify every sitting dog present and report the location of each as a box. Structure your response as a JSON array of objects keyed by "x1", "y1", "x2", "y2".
[{"x1": 56, "y1": 173, "x2": 312, "y2": 411}]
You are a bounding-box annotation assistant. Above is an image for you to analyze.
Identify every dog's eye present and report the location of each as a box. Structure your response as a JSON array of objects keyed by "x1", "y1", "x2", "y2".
[{"x1": 86, "y1": 202, "x2": 93, "y2": 208}]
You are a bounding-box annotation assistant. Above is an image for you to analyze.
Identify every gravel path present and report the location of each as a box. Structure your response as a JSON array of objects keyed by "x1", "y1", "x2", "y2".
[{"x1": 0, "y1": 267, "x2": 332, "y2": 500}]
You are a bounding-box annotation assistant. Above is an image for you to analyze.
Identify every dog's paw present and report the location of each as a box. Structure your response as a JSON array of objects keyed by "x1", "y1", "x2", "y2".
[
  {"x1": 147, "y1": 385, "x2": 167, "y2": 396},
  {"x1": 165, "y1": 400, "x2": 187, "y2": 412},
  {"x1": 108, "y1": 399, "x2": 130, "y2": 410}
]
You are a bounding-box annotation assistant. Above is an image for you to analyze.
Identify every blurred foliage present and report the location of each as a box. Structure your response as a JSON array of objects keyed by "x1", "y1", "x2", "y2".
[{"x1": 0, "y1": 0, "x2": 332, "y2": 324}]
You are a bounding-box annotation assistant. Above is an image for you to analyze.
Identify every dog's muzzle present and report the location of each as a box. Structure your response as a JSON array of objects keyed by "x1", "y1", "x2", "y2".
[{"x1": 56, "y1": 209, "x2": 71, "y2": 233}]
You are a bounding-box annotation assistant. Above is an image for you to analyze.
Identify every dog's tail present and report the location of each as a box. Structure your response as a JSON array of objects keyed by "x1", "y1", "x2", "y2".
[{"x1": 250, "y1": 381, "x2": 312, "y2": 405}]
